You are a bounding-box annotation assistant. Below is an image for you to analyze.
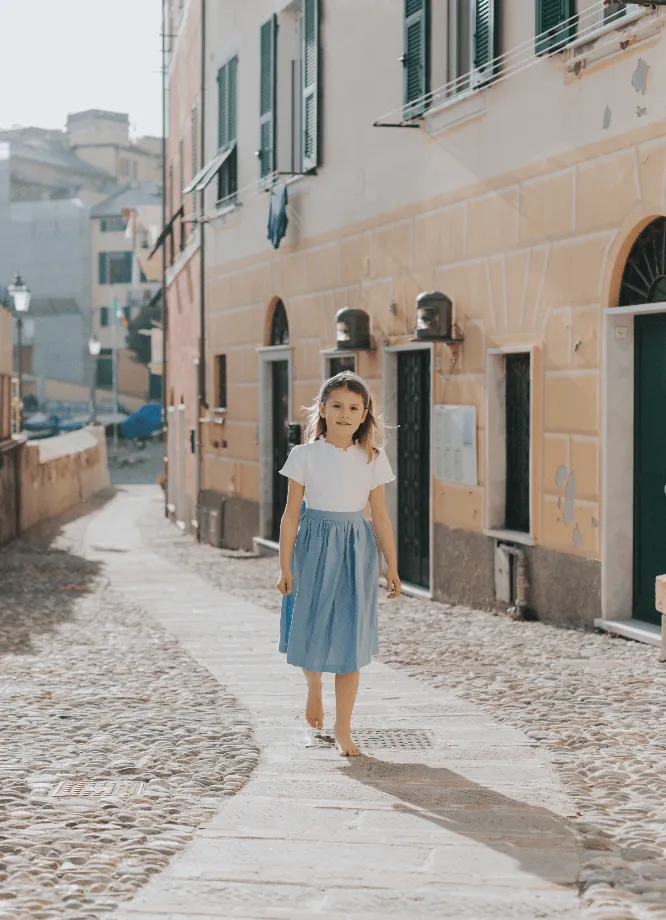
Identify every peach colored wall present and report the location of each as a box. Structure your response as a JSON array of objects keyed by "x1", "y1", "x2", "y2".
[
  {"x1": 200, "y1": 1, "x2": 666, "y2": 560},
  {"x1": 20, "y1": 428, "x2": 110, "y2": 533},
  {"x1": 165, "y1": 0, "x2": 202, "y2": 528},
  {"x1": 0, "y1": 306, "x2": 11, "y2": 376}
]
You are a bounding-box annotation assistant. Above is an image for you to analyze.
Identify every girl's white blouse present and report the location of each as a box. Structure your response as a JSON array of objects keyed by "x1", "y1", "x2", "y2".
[{"x1": 279, "y1": 439, "x2": 395, "y2": 512}]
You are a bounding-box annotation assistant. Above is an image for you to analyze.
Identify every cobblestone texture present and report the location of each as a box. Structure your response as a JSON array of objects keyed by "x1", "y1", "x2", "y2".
[
  {"x1": 0, "y1": 508, "x2": 258, "y2": 920},
  {"x1": 140, "y1": 512, "x2": 666, "y2": 920}
]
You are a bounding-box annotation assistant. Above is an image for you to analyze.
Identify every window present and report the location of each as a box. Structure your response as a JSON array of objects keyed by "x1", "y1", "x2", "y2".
[
  {"x1": 99, "y1": 252, "x2": 133, "y2": 285},
  {"x1": 536, "y1": 0, "x2": 577, "y2": 55},
  {"x1": 101, "y1": 216, "x2": 127, "y2": 233},
  {"x1": 604, "y1": 2, "x2": 640, "y2": 23},
  {"x1": 217, "y1": 56, "x2": 238, "y2": 203},
  {"x1": 504, "y1": 353, "x2": 531, "y2": 533},
  {"x1": 447, "y1": 0, "x2": 499, "y2": 97},
  {"x1": 259, "y1": 15, "x2": 277, "y2": 178},
  {"x1": 404, "y1": 0, "x2": 429, "y2": 112},
  {"x1": 123, "y1": 306, "x2": 132, "y2": 322},
  {"x1": 327, "y1": 355, "x2": 356, "y2": 377},
  {"x1": 100, "y1": 306, "x2": 109, "y2": 327},
  {"x1": 96, "y1": 348, "x2": 113, "y2": 388},
  {"x1": 215, "y1": 355, "x2": 227, "y2": 409},
  {"x1": 302, "y1": 0, "x2": 320, "y2": 171}
]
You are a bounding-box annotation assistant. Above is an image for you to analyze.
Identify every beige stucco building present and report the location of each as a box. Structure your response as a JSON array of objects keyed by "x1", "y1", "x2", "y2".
[{"x1": 165, "y1": 0, "x2": 666, "y2": 638}]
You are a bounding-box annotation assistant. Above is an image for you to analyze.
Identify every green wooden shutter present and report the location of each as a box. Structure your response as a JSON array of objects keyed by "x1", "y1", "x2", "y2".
[
  {"x1": 228, "y1": 55, "x2": 238, "y2": 145},
  {"x1": 259, "y1": 15, "x2": 277, "y2": 178},
  {"x1": 217, "y1": 65, "x2": 227, "y2": 149},
  {"x1": 536, "y1": 0, "x2": 576, "y2": 55},
  {"x1": 302, "y1": 0, "x2": 319, "y2": 172},
  {"x1": 124, "y1": 252, "x2": 133, "y2": 283},
  {"x1": 98, "y1": 252, "x2": 107, "y2": 285},
  {"x1": 473, "y1": 0, "x2": 499, "y2": 86},
  {"x1": 404, "y1": 0, "x2": 428, "y2": 115}
]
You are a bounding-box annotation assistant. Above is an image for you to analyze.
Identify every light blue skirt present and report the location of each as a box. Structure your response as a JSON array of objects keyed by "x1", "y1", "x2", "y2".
[{"x1": 280, "y1": 507, "x2": 379, "y2": 674}]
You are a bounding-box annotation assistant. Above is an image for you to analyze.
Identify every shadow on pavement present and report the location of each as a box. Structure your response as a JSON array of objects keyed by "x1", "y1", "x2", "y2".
[
  {"x1": 0, "y1": 491, "x2": 113, "y2": 657},
  {"x1": 343, "y1": 756, "x2": 581, "y2": 888}
]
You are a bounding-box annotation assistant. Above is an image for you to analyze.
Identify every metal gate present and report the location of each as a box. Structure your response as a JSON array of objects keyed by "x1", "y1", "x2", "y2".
[{"x1": 397, "y1": 349, "x2": 431, "y2": 589}]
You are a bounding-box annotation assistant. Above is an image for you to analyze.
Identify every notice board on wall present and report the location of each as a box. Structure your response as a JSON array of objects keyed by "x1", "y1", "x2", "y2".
[{"x1": 433, "y1": 404, "x2": 478, "y2": 486}]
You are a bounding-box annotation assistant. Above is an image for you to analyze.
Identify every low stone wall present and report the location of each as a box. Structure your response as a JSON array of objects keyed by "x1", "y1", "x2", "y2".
[
  {"x1": 0, "y1": 439, "x2": 21, "y2": 546},
  {"x1": 20, "y1": 428, "x2": 110, "y2": 533}
]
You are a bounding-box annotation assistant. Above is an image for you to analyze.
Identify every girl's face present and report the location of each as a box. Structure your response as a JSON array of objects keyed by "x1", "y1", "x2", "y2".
[{"x1": 320, "y1": 386, "x2": 368, "y2": 436}]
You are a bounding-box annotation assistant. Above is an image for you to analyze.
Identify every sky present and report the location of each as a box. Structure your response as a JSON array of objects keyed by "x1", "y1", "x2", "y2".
[{"x1": 0, "y1": 0, "x2": 163, "y2": 138}]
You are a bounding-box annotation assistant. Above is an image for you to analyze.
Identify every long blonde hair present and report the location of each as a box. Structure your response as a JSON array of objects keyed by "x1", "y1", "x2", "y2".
[{"x1": 303, "y1": 373, "x2": 384, "y2": 462}]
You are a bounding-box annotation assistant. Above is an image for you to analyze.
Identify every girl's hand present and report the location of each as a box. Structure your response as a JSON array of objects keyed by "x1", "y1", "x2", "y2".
[
  {"x1": 386, "y1": 570, "x2": 401, "y2": 600},
  {"x1": 277, "y1": 570, "x2": 293, "y2": 596}
]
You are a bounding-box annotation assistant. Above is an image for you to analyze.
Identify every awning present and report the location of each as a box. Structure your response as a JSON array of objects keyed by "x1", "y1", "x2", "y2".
[
  {"x1": 148, "y1": 204, "x2": 184, "y2": 260},
  {"x1": 182, "y1": 143, "x2": 235, "y2": 195}
]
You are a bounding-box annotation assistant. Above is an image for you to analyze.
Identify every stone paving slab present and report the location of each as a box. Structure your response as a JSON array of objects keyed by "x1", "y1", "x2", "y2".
[{"x1": 79, "y1": 487, "x2": 583, "y2": 919}]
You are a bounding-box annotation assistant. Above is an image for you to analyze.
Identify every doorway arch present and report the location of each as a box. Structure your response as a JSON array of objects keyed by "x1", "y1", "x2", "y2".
[
  {"x1": 602, "y1": 217, "x2": 666, "y2": 634},
  {"x1": 258, "y1": 297, "x2": 292, "y2": 543}
]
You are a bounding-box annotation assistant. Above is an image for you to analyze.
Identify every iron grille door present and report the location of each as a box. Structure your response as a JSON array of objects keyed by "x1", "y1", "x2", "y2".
[
  {"x1": 271, "y1": 361, "x2": 290, "y2": 541},
  {"x1": 397, "y1": 350, "x2": 431, "y2": 589},
  {"x1": 504, "y1": 353, "x2": 531, "y2": 533}
]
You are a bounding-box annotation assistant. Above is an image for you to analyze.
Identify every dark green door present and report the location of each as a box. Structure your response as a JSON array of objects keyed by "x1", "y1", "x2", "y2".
[
  {"x1": 633, "y1": 313, "x2": 666, "y2": 624},
  {"x1": 397, "y1": 350, "x2": 431, "y2": 589},
  {"x1": 271, "y1": 361, "x2": 290, "y2": 541}
]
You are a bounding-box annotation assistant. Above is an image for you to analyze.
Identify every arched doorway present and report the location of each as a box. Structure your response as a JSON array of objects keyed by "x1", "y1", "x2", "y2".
[
  {"x1": 624, "y1": 219, "x2": 666, "y2": 625},
  {"x1": 604, "y1": 218, "x2": 666, "y2": 630},
  {"x1": 258, "y1": 298, "x2": 292, "y2": 543}
]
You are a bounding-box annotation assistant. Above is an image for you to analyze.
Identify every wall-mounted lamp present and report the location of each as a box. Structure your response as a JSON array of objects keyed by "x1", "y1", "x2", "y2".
[{"x1": 335, "y1": 307, "x2": 372, "y2": 351}]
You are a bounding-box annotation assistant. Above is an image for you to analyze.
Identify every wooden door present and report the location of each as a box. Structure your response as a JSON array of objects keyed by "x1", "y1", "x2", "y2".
[
  {"x1": 271, "y1": 360, "x2": 290, "y2": 541},
  {"x1": 633, "y1": 313, "x2": 666, "y2": 624},
  {"x1": 397, "y1": 350, "x2": 431, "y2": 589}
]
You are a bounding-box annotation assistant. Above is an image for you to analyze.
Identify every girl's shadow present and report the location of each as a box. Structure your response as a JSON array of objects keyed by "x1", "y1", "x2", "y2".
[{"x1": 339, "y1": 756, "x2": 582, "y2": 888}]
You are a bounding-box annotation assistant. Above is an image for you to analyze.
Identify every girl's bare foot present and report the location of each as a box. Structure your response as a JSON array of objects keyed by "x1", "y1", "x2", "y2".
[
  {"x1": 334, "y1": 724, "x2": 360, "y2": 757},
  {"x1": 304, "y1": 674, "x2": 324, "y2": 730}
]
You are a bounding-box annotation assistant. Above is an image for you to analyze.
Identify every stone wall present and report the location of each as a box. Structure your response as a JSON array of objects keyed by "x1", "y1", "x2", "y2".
[{"x1": 20, "y1": 428, "x2": 110, "y2": 533}]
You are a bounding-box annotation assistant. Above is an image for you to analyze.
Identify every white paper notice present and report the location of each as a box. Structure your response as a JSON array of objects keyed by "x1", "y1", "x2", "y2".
[{"x1": 433, "y1": 405, "x2": 478, "y2": 486}]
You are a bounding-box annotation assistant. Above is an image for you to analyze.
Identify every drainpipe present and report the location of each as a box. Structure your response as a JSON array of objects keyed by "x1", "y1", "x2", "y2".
[
  {"x1": 196, "y1": 0, "x2": 207, "y2": 542},
  {"x1": 161, "y1": 0, "x2": 169, "y2": 518}
]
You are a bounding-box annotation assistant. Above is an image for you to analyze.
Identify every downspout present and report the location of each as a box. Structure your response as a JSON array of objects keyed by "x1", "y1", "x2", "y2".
[
  {"x1": 196, "y1": 0, "x2": 207, "y2": 541},
  {"x1": 161, "y1": 0, "x2": 169, "y2": 517}
]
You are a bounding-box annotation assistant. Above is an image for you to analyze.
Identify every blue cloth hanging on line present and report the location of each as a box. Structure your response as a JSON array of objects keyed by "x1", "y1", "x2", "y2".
[{"x1": 267, "y1": 183, "x2": 289, "y2": 249}]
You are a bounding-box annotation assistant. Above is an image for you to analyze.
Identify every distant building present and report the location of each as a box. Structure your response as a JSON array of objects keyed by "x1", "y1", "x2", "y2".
[
  {"x1": 0, "y1": 111, "x2": 162, "y2": 403},
  {"x1": 90, "y1": 181, "x2": 163, "y2": 400}
]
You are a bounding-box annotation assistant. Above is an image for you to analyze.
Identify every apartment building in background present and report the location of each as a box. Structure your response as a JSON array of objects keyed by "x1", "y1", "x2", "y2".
[
  {"x1": 91, "y1": 182, "x2": 163, "y2": 400},
  {"x1": 161, "y1": 0, "x2": 666, "y2": 641},
  {"x1": 0, "y1": 110, "x2": 162, "y2": 404}
]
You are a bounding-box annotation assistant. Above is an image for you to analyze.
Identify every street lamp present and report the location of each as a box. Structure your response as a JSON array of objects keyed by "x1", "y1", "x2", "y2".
[
  {"x1": 8, "y1": 274, "x2": 31, "y2": 433},
  {"x1": 88, "y1": 334, "x2": 102, "y2": 425}
]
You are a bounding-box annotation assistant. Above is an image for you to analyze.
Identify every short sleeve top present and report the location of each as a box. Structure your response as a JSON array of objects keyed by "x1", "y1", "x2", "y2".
[{"x1": 279, "y1": 439, "x2": 395, "y2": 512}]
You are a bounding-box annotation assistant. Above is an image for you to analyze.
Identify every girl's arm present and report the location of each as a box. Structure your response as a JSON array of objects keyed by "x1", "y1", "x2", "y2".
[
  {"x1": 277, "y1": 478, "x2": 305, "y2": 596},
  {"x1": 368, "y1": 485, "x2": 401, "y2": 599}
]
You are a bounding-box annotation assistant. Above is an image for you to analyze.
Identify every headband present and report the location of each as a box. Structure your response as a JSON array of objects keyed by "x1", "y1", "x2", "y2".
[{"x1": 324, "y1": 372, "x2": 371, "y2": 406}]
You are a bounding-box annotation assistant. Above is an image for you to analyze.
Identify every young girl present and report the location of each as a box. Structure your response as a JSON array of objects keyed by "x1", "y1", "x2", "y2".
[{"x1": 276, "y1": 372, "x2": 401, "y2": 757}]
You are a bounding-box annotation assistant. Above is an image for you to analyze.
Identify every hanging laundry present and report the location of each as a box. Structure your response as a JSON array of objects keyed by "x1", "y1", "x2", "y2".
[{"x1": 267, "y1": 183, "x2": 289, "y2": 250}]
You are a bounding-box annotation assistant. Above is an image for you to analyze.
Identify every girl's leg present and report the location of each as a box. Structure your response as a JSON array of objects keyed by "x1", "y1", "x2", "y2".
[
  {"x1": 334, "y1": 671, "x2": 360, "y2": 756},
  {"x1": 303, "y1": 669, "x2": 324, "y2": 730}
]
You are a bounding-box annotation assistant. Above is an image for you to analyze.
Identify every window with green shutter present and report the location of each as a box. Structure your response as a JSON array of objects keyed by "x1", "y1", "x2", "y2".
[
  {"x1": 217, "y1": 56, "x2": 239, "y2": 203},
  {"x1": 536, "y1": 0, "x2": 576, "y2": 55},
  {"x1": 473, "y1": 0, "x2": 499, "y2": 86},
  {"x1": 404, "y1": 0, "x2": 429, "y2": 116},
  {"x1": 259, "y1": 15, "x2": 277, "y2": 179},
  {"x1": 99, "y1": 252, "x2": 108, "y2": 285},
  {"x1": 100, "y1": 306, "x2": 109, "y2": 327},
  {"x1": 302, "y1": 0, "x2": 320, "y2": 172}
]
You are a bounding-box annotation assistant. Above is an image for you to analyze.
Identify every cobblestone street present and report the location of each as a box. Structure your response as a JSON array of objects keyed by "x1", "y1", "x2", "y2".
[{"x1": 1, "y1": 481, "x2": 665, "y2": 918}]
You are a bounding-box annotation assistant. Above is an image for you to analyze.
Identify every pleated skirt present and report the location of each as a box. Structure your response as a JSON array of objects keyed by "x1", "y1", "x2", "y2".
[{"x1": 280, "y1": 508, "x2": 379, "y2": 674}]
